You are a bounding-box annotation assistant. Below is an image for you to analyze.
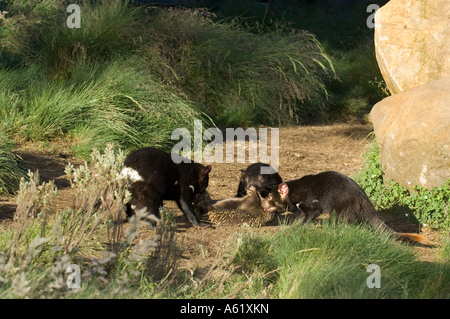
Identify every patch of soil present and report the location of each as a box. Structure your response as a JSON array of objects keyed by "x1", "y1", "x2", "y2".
[
  {"x1": 0, "y1": 123, "x2": 443, "y2": 268},
  {"x1": 0, "y1": 150, "x2": 81, "y2": 228}
]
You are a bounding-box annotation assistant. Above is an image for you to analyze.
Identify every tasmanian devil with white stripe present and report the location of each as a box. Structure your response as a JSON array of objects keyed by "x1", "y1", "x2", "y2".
[
  {"x1": 123, "y1": 147, "x2": 211, "y2": 227},
  {"x1": 261, "y1": 171, "x2": 424, "y2": 243}
]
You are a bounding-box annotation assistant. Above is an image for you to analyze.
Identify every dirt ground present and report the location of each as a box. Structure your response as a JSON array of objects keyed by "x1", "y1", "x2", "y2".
[{"x1": 0, "y1": 123, "x2": 444, "y2": 274}]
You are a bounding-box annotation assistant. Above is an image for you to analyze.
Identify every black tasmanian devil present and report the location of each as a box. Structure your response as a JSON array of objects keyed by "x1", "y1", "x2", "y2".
[
  {"x1": 236, "y1": 163, "x2": 283, "y2": 198},
  {"x1": 261, "y1": 171, "x2": 424, "y2": 243},
  {"x1": 122, "y1": 147, "x2": 211, "y2": 227}
]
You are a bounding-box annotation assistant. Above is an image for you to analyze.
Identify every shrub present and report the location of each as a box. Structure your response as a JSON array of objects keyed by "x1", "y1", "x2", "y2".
[
  {"x1": 354, "y1": 138, "x2": 450, "y2": 231},
  {"x1": 0, "y1": 145, "x2": 183, "y2": 298}
]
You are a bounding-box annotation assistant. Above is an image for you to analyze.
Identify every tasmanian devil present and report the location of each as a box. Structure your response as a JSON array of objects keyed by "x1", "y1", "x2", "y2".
[
  {"x1": 122, "y1": 147, "x2": 211, "y2": 227},
  {"x1": 261, "y1": 171, "x2": 424, "y2": 243},
  {"x1": 195, "y1": 186, "x2": 275, "y2": 227},
  {"x1": 236, "y1": 163, "x2": 283, "y2": 198}
]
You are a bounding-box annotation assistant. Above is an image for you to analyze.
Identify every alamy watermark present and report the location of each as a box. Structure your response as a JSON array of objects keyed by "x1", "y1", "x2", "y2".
[
  {"x1": 66, "y1": 3, "x2": 381, "y2": 30},
  {"x1": 66, "y1": 264, "x2": 81, "y2": 289},
  {"x1": 171, "y1": 120, "x2": 279, "y2": 174},
  {"x1": 366, "y1": 264, "x2": 381, "y2": 288},
  {"x1": 66, "y1": 4, "x2": 81, "y2": 29},
  {"x1": 366, "y1": 4, "x2": 380, "y2": 29}
]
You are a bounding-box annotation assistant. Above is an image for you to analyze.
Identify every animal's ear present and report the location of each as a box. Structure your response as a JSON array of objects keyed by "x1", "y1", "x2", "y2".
[
  {"x1": 201, "y1": 165, "x2": 212, "y2": 176},
  {"x1": 278, "y1": 183, "x2": 289, "y2": 200}
]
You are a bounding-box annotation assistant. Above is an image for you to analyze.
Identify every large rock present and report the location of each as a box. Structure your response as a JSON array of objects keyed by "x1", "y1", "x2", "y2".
[
  {"x1": 374, "y1": 0, "x2": 450, "y2": 94},
  {"x1": 369, "y1": 77, "x2": 450, "y2": 190}
]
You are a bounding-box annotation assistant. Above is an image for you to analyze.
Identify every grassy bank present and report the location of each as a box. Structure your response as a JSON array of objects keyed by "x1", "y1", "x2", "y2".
[
  {"x1": 225, "y1": 219, "x2": 449, "y2": 298},
  {"x1": 140, "y1": 8, "x2": 334, "y2": 126},
  {"x1": 0, "y1": 60, "x2": 207, "y2": 159},
  {"x1": 1, "y1": 0, "x2": 335, "y2": 129}
]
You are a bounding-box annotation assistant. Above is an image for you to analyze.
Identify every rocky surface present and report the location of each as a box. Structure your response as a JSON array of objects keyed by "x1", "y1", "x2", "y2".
[
  {"x1": 374, "y1": 0, "x2": 450, "y2": 94},
  {"x1": 370, "y1": 77, "x2": 450, "y2": 189}
]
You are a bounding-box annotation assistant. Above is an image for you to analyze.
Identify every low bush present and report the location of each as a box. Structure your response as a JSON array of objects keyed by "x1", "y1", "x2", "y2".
[
  {"x1": 354, "y1": 138, "x2": 450, "y2": 231},
  {"x1": 0, "y1": 145, "x2": 182, "y2": 298}
]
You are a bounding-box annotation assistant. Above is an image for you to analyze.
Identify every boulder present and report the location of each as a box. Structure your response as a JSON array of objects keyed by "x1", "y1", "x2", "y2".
[
  {"x1": 369, "y1": 77, "x2": 450, "y2": 190},
  {"x1": 374, "y1": 0, "x2": 450, "y2": 94}
]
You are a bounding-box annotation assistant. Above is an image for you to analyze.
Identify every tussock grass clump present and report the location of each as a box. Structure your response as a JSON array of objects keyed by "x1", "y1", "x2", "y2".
[
  {"x1": 1, "y1": 0, "x2": 209, "y2": 158},
  {"x1": 2, "y1": 0, "x2": 335, "y2": 132},
  {"x1": 0, "y1": 132, "x2": 25, "y2": 194},
  {"x1": 0, "y1": 60, "x2": 208, "y2": 158},
  {"x1": 142, "y1": 8, "x2": 334, "y2": 126},
  {"x1": 0, "y1": 0, "x2": 140, "y2": 72},
  {"x1": 209, "y1": 0, "x2": 391, "y2": 121},
  {"x1": 229, "y1": 219, "x2": 450, "y2": 298}
]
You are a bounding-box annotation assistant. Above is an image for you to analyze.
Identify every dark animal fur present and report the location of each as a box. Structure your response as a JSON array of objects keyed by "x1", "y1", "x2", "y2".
[
  {"x1": 236, "y1": 163, "x2": 282, "y2": 198},
  {"x1": 124, "y1": 147, "x2": 211, "y2": 227},
  {"x1": 261, "y1": 171, "x2": 424, "y2": 243}
]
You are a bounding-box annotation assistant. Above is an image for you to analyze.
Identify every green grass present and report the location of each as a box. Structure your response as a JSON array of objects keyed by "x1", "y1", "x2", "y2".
[
  {"x1": 2, "y1": 1, "x2": 212, "y2": 161},
  {"x1": 324, "y1": 43, "x2": 390, "y2": 120},
  {"x1": 442, "y1": 239, "x2": 450, "y2": 262},
  {"x1": 208, "y1": 0, "x2": 391, "y2": 121},
  {"x1": 0, "y1": 0, "x2": 447, "y2": 300},
  {"x1": 0, "y1": 132, "x2": 25, "y2": 194},
  {"x1": 0, "y1": 0, "x2": 336, "y2": 128},
  {"x1": 0, "y1": 59, "x2": 208, "y2": 159},
  {"x1": 228, "y1": 219, "x2": 450, "y2": 298},
  {"x1": 0, "y1": 0, "x2": 337, "y2": 165},
  {"x1": 141, "y1": 8, "x2": 334, "y2": 126},
  {"x1": 0, "y1": 0, "x2": 141, "y2": 72}
]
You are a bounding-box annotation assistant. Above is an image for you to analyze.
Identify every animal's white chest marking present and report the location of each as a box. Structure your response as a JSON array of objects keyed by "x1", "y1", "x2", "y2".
[{"x1": 120, "y1": 167, "x2": 144, "y2": 182}]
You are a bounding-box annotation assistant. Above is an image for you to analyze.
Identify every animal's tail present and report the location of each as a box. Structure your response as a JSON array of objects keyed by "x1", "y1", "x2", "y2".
[
  {"x1": 393, "y1": 232, "x2": 425, "y2": 243},
  {"x1": 360, "y1": 196, "x2": 425, "y2": 244}
]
